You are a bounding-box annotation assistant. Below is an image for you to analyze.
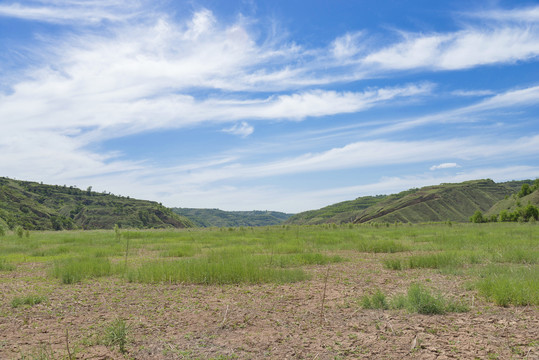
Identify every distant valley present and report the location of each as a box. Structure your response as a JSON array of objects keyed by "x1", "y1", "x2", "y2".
[{"x1": 0, "y1": 177, "x2": 537, "y2": 231}]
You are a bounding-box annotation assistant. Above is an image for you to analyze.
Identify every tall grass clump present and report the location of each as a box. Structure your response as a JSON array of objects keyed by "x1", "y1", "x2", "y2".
[
  {"x1": 407, "y1": 252, "x2": 461, "y2": 269},
  {"x1": 383, "y1": 258, "x2": 403, "y2": 270},
  {"x1": 128, "y1": 256, "x2": 308, "y2": 285},
  {"x1": 52, "y1": 257, "x2": 117, "y2": 284},
  {"x1": 357, "y1": 239, "x2": 409, "y2": 253},
  {"x1": 103, "y1": 318, "x2": 129, "y2": 354},
  {"x1": 159, "y1": 244, "x2": 197, "y2": 258},
  {"x1": 491, "y1": 248, "x2": 538, "y2": 264},
  {"x1": 359, "y1": 284, "x2": 468, "y2": 314},
  {"x1": 271, "y1": 253, "x2": 343, "y2": 267},
  {"x1": 393, "y1": 283, "x2": 469, "y2": 314},
  {"x1": 11, "y1": 295, "x2": 47, "y2": 308},
  {"x1": 360, "y1": 290, "x2": 389, "y2": 310},
  {"x1": 0, "y1": 258, "x2": 15, "y2": 271},
  {"x1": 476, "y1": 265, "x2": 538, "y2": 306}
]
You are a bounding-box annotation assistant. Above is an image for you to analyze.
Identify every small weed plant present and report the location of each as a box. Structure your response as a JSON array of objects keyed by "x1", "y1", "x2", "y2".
[{"x1": 104, "y1": 318, "x2": 129, "y2": 354}]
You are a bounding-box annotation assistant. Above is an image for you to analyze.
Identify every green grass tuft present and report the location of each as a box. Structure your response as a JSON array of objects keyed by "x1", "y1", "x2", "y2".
[
  {"x1": 404, "y1": 283, "x2": 449, "y2": 314},
  {"x1": 11, "y1": 295, "x2": 47, "y2": 308},
  {"x1": 360, "y1": 290, "x2": 389, "y2": 309},
  {"x1": 476, "y1": 265, "x2": 538, "y2": 306},
  {"x1": 407, "y1": 252, "x2": 461, "y2": 269},
  {"x1": 128, "y1": 256, "x2": 308, "y2": 285},
  {"x1": 103, "y1": 318, "x2": 129, "y2": 354},
  {"x1": 383, "y1": 258, "x2": 403, "y2": 270},
  {"x1": 0, "y1": 258, "x2": 15, "y2": 271},
  {"x1": 358, "y1": 240, "x2": 409, "y2": 253},
  {"x1": 52, "y1": 257, "x2": 118, "y2": 284}
]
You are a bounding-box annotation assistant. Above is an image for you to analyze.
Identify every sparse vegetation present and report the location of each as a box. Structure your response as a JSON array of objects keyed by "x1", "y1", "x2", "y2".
[
  {"x1": 0, "y1": 222, "x2": 537, "y2": 359},
  {"x1": 361, "y1": 284, "x2": 469, "y2": 314}
]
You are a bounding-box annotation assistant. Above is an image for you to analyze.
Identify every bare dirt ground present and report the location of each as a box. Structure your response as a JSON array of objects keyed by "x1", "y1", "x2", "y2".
[{"x1": 1, "y1": 253, "x2": 537, "y2": 359}]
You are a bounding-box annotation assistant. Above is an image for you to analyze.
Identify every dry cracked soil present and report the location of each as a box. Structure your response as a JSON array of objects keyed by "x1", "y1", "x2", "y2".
[{"x1": 1, "y1": 253, "x2": 537, "y2": 359}]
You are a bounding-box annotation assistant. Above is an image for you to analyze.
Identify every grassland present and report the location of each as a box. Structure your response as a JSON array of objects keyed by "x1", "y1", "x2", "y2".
[{"x1": 0, "y1": 223, "x2": 537, "y2": 359}]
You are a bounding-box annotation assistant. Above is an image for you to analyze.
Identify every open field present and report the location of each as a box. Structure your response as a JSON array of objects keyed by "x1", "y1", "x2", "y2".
[{"x1": 0, "y1": 223, "x2": 537, "y2": 359}]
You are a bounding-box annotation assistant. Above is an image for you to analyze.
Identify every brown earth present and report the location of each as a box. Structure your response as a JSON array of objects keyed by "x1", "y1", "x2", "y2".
[{"x1": 0, "y1": 254, "x2": 537, "y2": 359}]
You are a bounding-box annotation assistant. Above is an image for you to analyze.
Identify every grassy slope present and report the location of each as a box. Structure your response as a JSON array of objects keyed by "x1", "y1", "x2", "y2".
[
  {"x1": 285, "y1": 195, "x2": 387, "y2": 225},
  {"x1": 0, "y1": 177, "x2": 193, "y2": 230},
  {"x1": 355, "y1": 179, "x2": 514, "y2": 224},
  {"x1": 485, "y1": 188, "x2": 539, "y2": 217},
  {"x1": 171, "y1": 208, "x2": 292, "y2": 227},
  {"x1": 288, "y1": 179, "x2": 525, "y2": 225}
]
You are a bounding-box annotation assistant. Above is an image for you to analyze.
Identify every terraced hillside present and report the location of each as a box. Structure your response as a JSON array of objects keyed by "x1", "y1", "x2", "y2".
[
  {"x1": 287, "y1": 179, "x2": 533, "y2": 225},
  {"x1": 0, "y1": 177, "x2": 193, "y2": 230}
]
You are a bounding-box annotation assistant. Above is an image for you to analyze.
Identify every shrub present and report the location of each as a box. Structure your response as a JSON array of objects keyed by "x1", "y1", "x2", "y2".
[
  {"x1": 114, "y1": 224, "x2": 121, "y2": 241},
  {"x1": 524, "y1": 204, "x2": 539, "y2": 221},
  {"x1": 0, "y1": 224, "x2": 5, "y2": 236},
  {"x1": 14, "y1": 225, "x2": 24, "y2": 238},
  {"x1": 470, "y1": 210, "x2": 484, "y2": 223},
  {"x1": 517, "y1": 184, "x2": 531, "y2": 198}
]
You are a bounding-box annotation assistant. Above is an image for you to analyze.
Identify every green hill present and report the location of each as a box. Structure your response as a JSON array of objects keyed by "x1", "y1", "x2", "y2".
[
  {"x1": 285, "y1": 195, "x2": 387, "y2": 225},
  {"x1": 485, "y1": 181, "x2": 539, "y2": 219},
  {"x1": 287, "y1": 179, "x2": 535, "y2": 225},
  {"x1": 172, "y1": 208, "x2": 292, "y2": 227},
  {"x1": 0, "y1": 177, "x2": 193, "y2": 230}
]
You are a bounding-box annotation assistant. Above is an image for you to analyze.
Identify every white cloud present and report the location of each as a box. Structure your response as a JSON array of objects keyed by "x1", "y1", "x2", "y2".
[
  {"x1": 471, "y1": 6, "x2": 539, "y2": 23},
  {"x1": 451, "y1": 89, "x2": 494, "y2": 97},
  {"x1": 145, "y1": 135, "x2": 539, "y2": 187},
  {"x1": 331, "y1": 32, "x2": 365, "y2": 60},
  {"x1": 89, "y1": 165, "x2": 539, "y2": 213},
  {"x1": 1, "y1": 4, "x2": 539, "y2": 212},
  {"x1": 362, "y1": 23, "x2": 539, "y2": 71},
  {"x1": 222, "y1": 122, "x2": 254, "y2": 138},
  {"x1": 430, "y1": 162, "x2": 460, "y2": 171},
  {"x1": 370, "y1": 84, "x2": 539, "y2": 135},
  {"x1": 0, "y1": 1, "x2": 141, "y2": 24}
]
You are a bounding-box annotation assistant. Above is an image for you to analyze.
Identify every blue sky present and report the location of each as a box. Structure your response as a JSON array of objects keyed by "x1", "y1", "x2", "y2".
[{"x1": 1, "y1": 0, "x2": 539, "y2": 213}]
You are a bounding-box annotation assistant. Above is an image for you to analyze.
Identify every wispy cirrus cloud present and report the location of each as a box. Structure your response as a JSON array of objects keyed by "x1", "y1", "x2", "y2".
[
  {"x1": 156, "y1": 134, "x2": 539, "y2": 187},
  {"x1": 0, "y1": 3, "x2": 538, "y2": 212},
  {"x1": 0, "y1": 0, "x2": 143, "y2": 24},
  {"x1": 222, "y1": 122, "x2": 254, "y2": 138},
  {"x1": 362, "y1": 26, "x2": 539, "y2": 71},
  {"x1": 368, "y1": 84, "x2": 539, "y2": 135}
]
